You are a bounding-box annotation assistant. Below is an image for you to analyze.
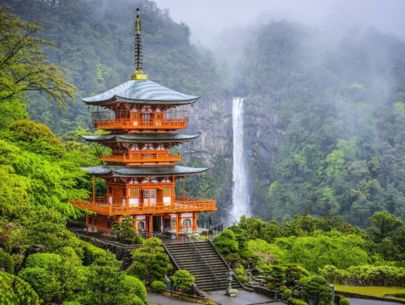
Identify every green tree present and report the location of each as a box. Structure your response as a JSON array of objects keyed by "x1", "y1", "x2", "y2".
[
  {"x1": 126, "y1": 237, "x2": 172, "y2": 284},
  {"x1": 0, "y1": 6, "x2": 76, "y2": 107},
  {"x1": 112, "y1": 216, "x2": 142, "y2": 244}
]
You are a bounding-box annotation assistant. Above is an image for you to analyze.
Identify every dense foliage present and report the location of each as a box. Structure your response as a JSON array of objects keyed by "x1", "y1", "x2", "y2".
[
  {"x1": 171, "y1": 269, "x2": 195, "y2": 293},
  {"x1": 0, "y1": 8, "x2": 147, "y2": 304},
  {"x1": 238, "y1": 21, "x2": 405, "y2": 226},
  {"x1": 0, "y1": 0, "x2": 220, "y2": 134},
  {"x1": 127, "y1": 237, "x2": 172, "y2": 284},
  {"x1": 215, "y1": 214, "x2": 405, "y2": 304}
]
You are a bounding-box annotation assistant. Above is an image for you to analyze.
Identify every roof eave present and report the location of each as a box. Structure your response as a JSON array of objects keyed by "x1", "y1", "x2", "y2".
[{"x1": 82, "y1": 95, "x2": 199, "y2": 106}]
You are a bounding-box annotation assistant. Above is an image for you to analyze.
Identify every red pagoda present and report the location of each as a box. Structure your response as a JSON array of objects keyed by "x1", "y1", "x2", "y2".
[{"x1": 72, "y1": 9, "x2": 216, "y2": 236}]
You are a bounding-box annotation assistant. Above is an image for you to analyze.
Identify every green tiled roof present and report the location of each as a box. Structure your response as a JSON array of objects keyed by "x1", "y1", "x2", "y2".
[
  {"x1": 83, "y1": 165, "x2": 207, "y2": 177},
  {"x1": 82, "y1": 134, "x2": 198, "y2": 143},
  {"x1": 82, "y1": 80, "x2": 199, "y2": 105}
]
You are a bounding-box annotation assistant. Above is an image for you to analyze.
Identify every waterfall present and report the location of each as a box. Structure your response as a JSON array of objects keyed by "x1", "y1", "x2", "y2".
[{"x1": 230, "y1": 97, "x2": 250, "y2": 225}]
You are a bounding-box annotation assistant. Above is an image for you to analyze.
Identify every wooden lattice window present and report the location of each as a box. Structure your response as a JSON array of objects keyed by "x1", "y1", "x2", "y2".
[
  {"x1": 129, "y1": 188, "x2": 139, "y2": 197},
  {"x1": 163, "y1": 186, "x2": 171, "y2": 195}
]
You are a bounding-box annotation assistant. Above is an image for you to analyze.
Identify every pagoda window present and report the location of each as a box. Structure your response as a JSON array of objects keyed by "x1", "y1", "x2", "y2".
[
  {"x1": 143, "y1": 189, "x2": 156, "y2": 205},
  {"x1": 129, "y1": 188, "x2": 139, "y2": 206},
  {"x1": 131, "y1": 113, "x2": 139, "y2": 119},
  {"x1": 182, "y1": 218, "x2": 191, "y2": 227},
  {"x1": 163, "y1": 186, "x2": 171, "y2": 206}
]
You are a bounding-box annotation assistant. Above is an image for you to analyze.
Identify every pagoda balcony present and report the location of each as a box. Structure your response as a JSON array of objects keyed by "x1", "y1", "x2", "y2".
[
  {"x1": 94, "y1": 118, "x2": 187, "y2": 131},
  {"x1": 71, "y1": 197, "x2": 216, "y2": 216},
  {"x1": 100, "y1": 150, "x2": 181, "y2": 164}
]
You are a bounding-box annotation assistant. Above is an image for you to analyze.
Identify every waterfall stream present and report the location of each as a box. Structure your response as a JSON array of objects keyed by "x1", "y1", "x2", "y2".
[{"x1": 230, "y1": 97, "x2": 250, "y2": 225}]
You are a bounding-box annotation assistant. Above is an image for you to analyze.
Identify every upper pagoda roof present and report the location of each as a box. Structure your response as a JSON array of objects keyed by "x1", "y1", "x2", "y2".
[
  {"x1": 82, "y1": 80, "x2": 199, "y2": 105},
  {"x1": 83, "y1": 165, "x2": 207, "y2": 177},
  {"x1": 82, "y1": 133, "x2": 198, "y2": 144}
]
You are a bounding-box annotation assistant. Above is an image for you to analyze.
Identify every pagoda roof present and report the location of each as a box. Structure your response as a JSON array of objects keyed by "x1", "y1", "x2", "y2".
[
  {"x1": 83, "y1": 165, "x2": 207, "y2": 177},
  {"x1": 82, "y1": 134, "x2": 198, "y2": 144},
  {"x1": 82, "y1": 80, "x2": 199, "y2": 105}
]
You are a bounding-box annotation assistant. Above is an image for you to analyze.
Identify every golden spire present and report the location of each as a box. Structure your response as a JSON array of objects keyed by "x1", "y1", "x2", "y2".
[{"x1": 131, "y1": 8, "x2": 148, "y2": 80}]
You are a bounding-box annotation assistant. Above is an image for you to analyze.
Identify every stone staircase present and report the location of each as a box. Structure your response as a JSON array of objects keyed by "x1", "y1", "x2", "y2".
[{"x1": 164, "y1": 240, "x2": 241, "y2": 291}]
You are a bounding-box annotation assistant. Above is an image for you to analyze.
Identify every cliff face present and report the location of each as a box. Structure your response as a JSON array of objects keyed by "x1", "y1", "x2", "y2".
[
  {"x1": 184, "y1": 95, "x2": 233, "y2": 220},
  {"x1": 185, "y1": 94, "x2": 281, "y2": 222}
]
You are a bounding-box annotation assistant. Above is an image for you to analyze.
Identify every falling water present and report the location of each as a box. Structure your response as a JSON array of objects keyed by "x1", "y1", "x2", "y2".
[{"x1": 230, "y1": 97, "x2": 250, "y2": 225}]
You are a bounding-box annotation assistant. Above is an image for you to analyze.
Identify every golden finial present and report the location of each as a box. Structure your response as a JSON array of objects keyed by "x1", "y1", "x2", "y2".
[{"x1": 132, "y1": 8, "x2": 148, "y2": 80}]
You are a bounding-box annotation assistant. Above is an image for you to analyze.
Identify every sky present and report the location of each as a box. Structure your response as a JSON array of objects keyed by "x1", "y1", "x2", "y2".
[{"x1": 153, "y1": 0, "x2": 405, "y2": 47}]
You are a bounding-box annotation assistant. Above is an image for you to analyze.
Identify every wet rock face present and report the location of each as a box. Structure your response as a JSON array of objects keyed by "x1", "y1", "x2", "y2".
[
  {"x1": 188, "y1": 94, "x2": 233, "y2": 164},
  {"x1": 244, "y1": 95, "x2": 281, "y2": 218},
  {"x1": 180, "y1": 94, "x2": 281, "y2": 221}
]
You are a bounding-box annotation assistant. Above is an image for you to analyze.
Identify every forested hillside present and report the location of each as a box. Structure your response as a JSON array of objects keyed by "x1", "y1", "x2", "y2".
[
  {"x1": 2, "y1": 0, "x2": 405, "y2": 227},
  {"x1": 0, "y1": 0, "x2": 220, "y2": 134},
  {"x1": 237, "y1": 22, "x2": 405, "y2": 226}
]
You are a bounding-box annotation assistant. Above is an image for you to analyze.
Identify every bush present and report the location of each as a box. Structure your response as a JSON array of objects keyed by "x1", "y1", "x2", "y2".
[
  {"x1": 392, "y1": 293, "x2": 405, "y2": 298},
  {"x1": 214, "y1": 229, "x2": 239, "y2": 255},
  {"x1": 18, "y1": 267, "x2": 61, "y2": 303},
  {"x1": 0, "y1": 272, "x2": 40, "y2": 305},
  {"x1": 233, "y1": 266, "x2": 248, "y2": 283},
  {"x1": 0, "y1": 250, "x2": 14, "y2": 273},
  {"x1": 283, "y1": 288, "x2": 292, "y2": 300},
  {"x1": 299, "y1": 276, "x2": 331, "y2": 303},
  {"x1": 127, "y1": 237, "x2": 171, "y2": 284},
  {"x1": 25, "y1": 253, "x2": 62, "y2": 270},
  {"x1": 120, "y1": 276, "x2": 147, "y2": 302},
  {"x1": 320, "y1": 264, "x2": 405, "y2": 287},
  {"x1": 171, "y1": 270, "x2": 195, "y2": 293},
  {"x1": 288, "y1": 298, "x2": 308, "y2": 305},
  {"x1": 151, "y1": 280, "x2": 166, "y2": 293},
  {"x1": 338, "y1": 295, "x2": 350, "y2": 305}
]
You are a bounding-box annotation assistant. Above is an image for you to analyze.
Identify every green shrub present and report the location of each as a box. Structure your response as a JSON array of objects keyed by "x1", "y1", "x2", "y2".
[
  {"x1": 233, "y1": 266, "x2": 248, "y2": 283},
  {"x1": 320, "y1": 264, "x2": 405, "y2": 287},
  {"x1": 283, "y1": 288, "x2": 292, "y2": 300},
  {"x1": 120, "y1": 275, "x2": 147, "y2": 302},
  {"x1": 392, "y1": 293, "x2": 405, "y2": 298},
  {"x1": 171, "y1": 270, "x2": 195, "y2": 293},
  {"x1": 338, "y1": 295, "x2": 350, "y2": 305},
  {"x1": 0, "y1": 272, "x2": 40, "y2": 305},
  {"x1": 62, "y1": 302, "x2": 81, "y2": 305},
  {"x1": 19, "y1": 267, "x2": 61, "y2": 303},
  {"x1": 127, "y1": 237, "x2": 172, "y2": 284},
  {"x1": 151, "y1": 280, "x2": 166, "y2": 293},
  {"x1": 214, "y1": 229, "x2": 239, "y2": 255},
  {"x1": 299, "y1": 275, "x2": 331, "y2": 302},
  {"x1": 25, "y1": 253, "x2": 62, "y2": 270},
  {"x1": 0, "y1": 250, "x2": 14, "y2": 273},
  {"x1": 288, "y1": 298, "x2": 308, "y2": 305}
]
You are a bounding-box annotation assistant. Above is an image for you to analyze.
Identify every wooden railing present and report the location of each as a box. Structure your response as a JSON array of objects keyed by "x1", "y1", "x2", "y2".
[
  {"x1": 71, "y1": 198, "x2": 217, "y2": 216},
  {"x1": 95, "y1": 119, "x2": 187, "y2": 130},
  {"x1": 100, "y1": 150, "x2": 181, "y2": 164}
]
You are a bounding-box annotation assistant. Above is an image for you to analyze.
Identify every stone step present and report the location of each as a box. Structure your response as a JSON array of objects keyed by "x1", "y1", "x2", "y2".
[{"x1": 164, "y1": 240, "x2": 241, "y2": 291}]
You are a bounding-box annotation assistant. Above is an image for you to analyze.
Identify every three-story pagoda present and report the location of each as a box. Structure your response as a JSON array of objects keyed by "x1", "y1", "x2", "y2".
[{"x1": 72, "y1": 9, "x2": 216, "y2": 236}]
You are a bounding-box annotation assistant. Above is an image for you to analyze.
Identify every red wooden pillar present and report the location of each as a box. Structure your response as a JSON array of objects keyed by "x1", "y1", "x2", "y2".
[
  {"x1": 192, "y1": 212, "x2": 198, "y2": 233},
  {"x1": 148, "y1": 215, "x2": 153, "y2": 237},
  {"x1": 176, "y1": 213, "x2": 181, "y2": 238}
]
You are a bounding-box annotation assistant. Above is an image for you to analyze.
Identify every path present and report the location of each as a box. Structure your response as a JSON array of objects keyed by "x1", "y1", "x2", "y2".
[
  {"x1": 207, "y1": 289, "x2": 284, "y2": 305},
  {"x1": 349, "y1": 298, "x2": 404, "y2": 305},
  {"x1": 148, "y1": 292, "x2": 198, "y2": 305}
]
